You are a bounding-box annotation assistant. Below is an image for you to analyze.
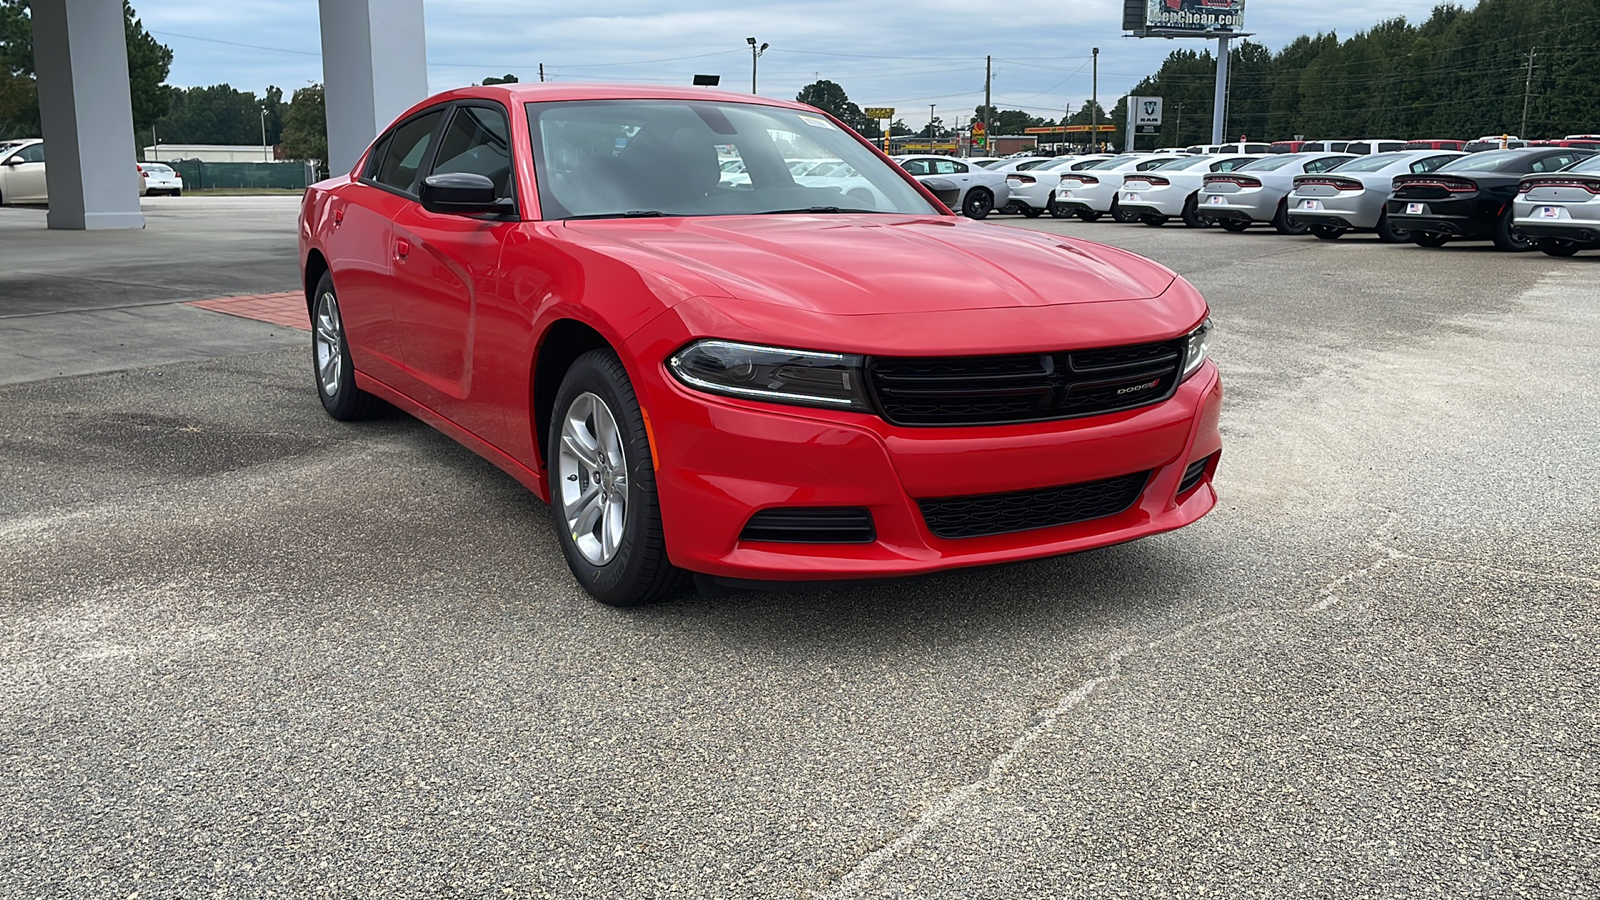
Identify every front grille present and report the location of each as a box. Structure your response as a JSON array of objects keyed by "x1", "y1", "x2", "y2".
[
  {"x1": 918, "y1": 471, "x2": 1150, "y2": 540},
  {"x1": 868, "y1": 339, "x2": 1185, "y2": 426},
  {"x1": 739, "y1": 507, "x2": 876, "y2": 543}
]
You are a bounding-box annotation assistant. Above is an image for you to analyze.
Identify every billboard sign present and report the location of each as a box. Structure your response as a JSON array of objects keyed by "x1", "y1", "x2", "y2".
[{"x1": 1125, "y1": 0, "x2": 1246, "y2": 36}]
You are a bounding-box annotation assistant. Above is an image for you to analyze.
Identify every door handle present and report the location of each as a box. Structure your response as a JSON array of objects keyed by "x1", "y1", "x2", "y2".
[{"x1": 395, "y1": 238, "x2": 410, "y2": 260}]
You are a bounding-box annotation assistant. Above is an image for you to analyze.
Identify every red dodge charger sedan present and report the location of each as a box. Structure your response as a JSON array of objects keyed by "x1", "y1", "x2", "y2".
[{"x1": 299, "y1": 83, "x2": 1222, "y2": 605}]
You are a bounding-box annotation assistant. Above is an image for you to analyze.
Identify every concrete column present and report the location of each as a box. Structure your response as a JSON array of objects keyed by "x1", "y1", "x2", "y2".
[
  {"x1": 31, "y1": 0, "x2": 144, "y2": 230},
  {"x1": 318, "y1": 0, "x2": 430, "y2": 177}
]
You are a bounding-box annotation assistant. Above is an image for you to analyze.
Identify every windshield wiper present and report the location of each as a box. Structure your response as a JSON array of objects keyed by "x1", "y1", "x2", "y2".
[
  {"x1": 564, "y1": 210, "x2": 669, "y2": 220},
  {"x1": 759, "y1": 206, "x2": 890, "y2": 215}
]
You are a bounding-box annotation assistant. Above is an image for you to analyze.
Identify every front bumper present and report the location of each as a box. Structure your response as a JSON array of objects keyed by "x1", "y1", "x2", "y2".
[{"x1": 633, "y1": 353, "x2": 1222, "y2": 582}]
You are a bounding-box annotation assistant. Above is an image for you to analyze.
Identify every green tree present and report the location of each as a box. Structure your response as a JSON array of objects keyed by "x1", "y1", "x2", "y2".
[
  {"x1": 795, "y1": 79, "x2": 879, "y2": 137},
  {"x1": 156, "y1": 84, "x2": 269, "y2": 145},
  {"x1": 279, "y1": 83, "x2": 326, "y2": 163},
  {"x1": 482, "y1": 73, "x2": 518, "y2": 85},
  {"x1": 0, "y1": 0, "x2": 172, "y2": 139}
]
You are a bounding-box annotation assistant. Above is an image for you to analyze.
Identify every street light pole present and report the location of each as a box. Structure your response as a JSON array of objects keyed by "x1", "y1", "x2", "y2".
[
  {"x1": 746, "y1": 37, "x2": 767, "y2": 94},
  {"x1": 1091, "y1": 47, "x2": 1099, "y2": 153},
  {"x1": 260, "y1": 107, "x2": 269, "y2": 161},
  {"x1": 929, "y1": 104, "x2": 935, "y2": 152}
]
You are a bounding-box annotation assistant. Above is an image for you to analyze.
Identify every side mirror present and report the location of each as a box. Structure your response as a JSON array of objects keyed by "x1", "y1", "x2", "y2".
[
  {"x1": 2, "y1": 156, "x2": 23, "y2": 166},
  {"x1": 419, "y1": 172, "x2": 511, "y2": 216}
]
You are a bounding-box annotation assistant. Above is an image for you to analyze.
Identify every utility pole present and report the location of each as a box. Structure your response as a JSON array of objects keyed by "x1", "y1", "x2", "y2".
[
  {"x1": 1521, "y1": 47, "x2": 1537, "y2": 137},
  {"x1": 1091, "y1": 47, "x2": 1099, "y2": 153},
  {"x1": 260, "y1": 107, "x2": 269, "y2": 161},
  {"x1": 747, "y1": 37, "x2": 768, "y2": 95},
  {"x1": 984, "y1": 55, "x2": 992, "y2": 156},
  {"x1": 539, "y1": 63, "x2": 545, "y2": 83},
  {"x1": 929, "y1": 103, "x2": 936, "y2": 152}
]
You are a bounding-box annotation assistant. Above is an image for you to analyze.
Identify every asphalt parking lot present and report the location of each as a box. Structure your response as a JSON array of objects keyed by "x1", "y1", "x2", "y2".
[{"x1": 2, "y1": 198, "x2": 1596, "y2": 898}]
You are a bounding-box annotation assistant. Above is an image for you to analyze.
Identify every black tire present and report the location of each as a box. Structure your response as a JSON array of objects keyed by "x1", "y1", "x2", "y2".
[
  {"x1": 1021, "y1": 205, "x2": 1044, "y2": 218},
  {"x1": 1180, "y1": 194, "x2": 1209, "y2": 228},
  {"x1": 1375, "y1": 211, "x2": 1410, "y2": 244},
  {"x1": 1047, "y1": 197, "x2": 1070, "y2": 218},
  {"x1": 548, "y1": 349, "x2": 686, "y2": 607},
  {"x1": 1538, "y1": 238, "x2": 1580, "y2": 257},
  {"x1": 1272, "y1": 199, "x2": 1310, "y2": 235},
  {"x1": 171, "y1": 189, "x2": 183, "y2": 197},
  {"x1": 1140, "y1": 215, "x2": 1168, "y2": 227},
  {"x1": 1219, "y1": 219, "x2": 1250, "y2": 233},
  {"x1": 1076, "y1": 209, "x2": 1102, "y2": 223},
  {"x1": 1111, "y1": 200, "x2": 1138, "y2": 223},
  {"x1": 1413, "y1": 232, "x2": 1450, "y2": 248},
  {"x1": 962, "y1": 188, "x2": 993, "y2": 220},
  {"x1": 310, "y1": 271, "x2": 383, "y2": 421},
  {"x1": 1492, "y1": 207, "x2": 1533, "y2": 252},
  {"x1": 1310, "y1": 224, "x2": 1346, "y2": 240}
]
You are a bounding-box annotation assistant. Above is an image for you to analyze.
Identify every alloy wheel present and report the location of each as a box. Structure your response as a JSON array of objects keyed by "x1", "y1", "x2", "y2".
[
  {"x1": 313, "y1": 290, "x2": 343, "y2": 397},
  {"x1": 558, "y1": 392, "x2": 630, "y2": 566}
]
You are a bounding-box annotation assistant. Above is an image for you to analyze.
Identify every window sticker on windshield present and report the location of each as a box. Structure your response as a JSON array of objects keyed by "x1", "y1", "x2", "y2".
[{"x1": 797, "y1": 115, "x2": 835, "y2": 130}]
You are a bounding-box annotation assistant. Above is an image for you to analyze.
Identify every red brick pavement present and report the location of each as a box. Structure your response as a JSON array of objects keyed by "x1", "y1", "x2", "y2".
[{"x1": 186, "y1": 291, "x2": 308, "y2": 331}]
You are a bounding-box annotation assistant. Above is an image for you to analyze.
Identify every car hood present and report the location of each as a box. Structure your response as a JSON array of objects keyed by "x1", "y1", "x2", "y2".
[{"x1": 560, "y1": 215, "x2": 1175, "y2": 315}]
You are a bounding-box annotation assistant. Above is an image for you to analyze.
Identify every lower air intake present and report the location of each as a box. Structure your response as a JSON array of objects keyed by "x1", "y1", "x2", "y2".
[
  {"x1": 918, "y1": 471, "x2": 1150, "y2": 540},
  {"x1": 740, "y1": 507, "x2": 876, "y2": 544}
]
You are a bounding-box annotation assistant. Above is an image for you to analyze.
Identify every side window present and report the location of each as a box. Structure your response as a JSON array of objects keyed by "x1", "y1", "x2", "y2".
[
  {"x1": 1530, "y1": 153, "x2": 1576, "y2": 173},
  {"x1": 901, "y1": 159, "x2": 931, "y2": 176},
  {"x1": 1136, "y1": 158, "x2": 1168, "y2": 171},
  {"x1": 950, "y1": 161, "x2": 968, "y2": 174},
  {"x1": 363, "y1": 134, "x2": 392, "y2": 180},
  {"x1": 932, "y1": 159, "x2": 959, "y2": 175},
  {"x1": 1212, "y1": 159, "x2": 1245, "y2": 172},
  {"x1": 371, "y1": 110, "x2": 443, "y2": 194},
  {"x1": 430, "y1": 104, "x2": 515, "y2": 202},
  {"x1": 17, "y1": 143, "x2": 45, "y2": 164},
  {"x1": 1302, "y1": 158, "x2": 1336, "y2": 174},
  {"x1": 1411, "y1": 155, "x2": 1451, "y2": 174}
]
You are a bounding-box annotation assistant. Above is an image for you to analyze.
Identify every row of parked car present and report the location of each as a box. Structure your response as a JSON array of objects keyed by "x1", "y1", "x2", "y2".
[
  {"x1": 0, "y1": 138, "x2": 184, "y2": 204},
  {"x1": 880, "y1": 144, "x2": 1600, "y2": 257}
]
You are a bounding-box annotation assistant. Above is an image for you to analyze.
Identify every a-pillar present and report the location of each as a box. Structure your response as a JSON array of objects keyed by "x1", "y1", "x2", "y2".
[
  {"x1": 31, "y1": 0, "x2": 144, "y2": 230},
  {"x1": 318, "y1": 0, "x2": 430, "y2": 177}
]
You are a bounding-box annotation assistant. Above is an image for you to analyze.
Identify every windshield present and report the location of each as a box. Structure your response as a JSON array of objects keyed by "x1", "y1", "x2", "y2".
[
  {"x1": 527, "y1": 99, "x2": 936, "y2": 219},
  {"x1": 1329, "y1": 153, "x2": 1407, "y2": 173},
  {"x1": 1152, "y1": 155, "x2": 1215, "y2": 171},
  {"x1": 1439, "y1": 150, "x2": 1528, "y2": 172},
  {"x1": 1238, "y1": 155, "x2": 1304, "y2": 172}
]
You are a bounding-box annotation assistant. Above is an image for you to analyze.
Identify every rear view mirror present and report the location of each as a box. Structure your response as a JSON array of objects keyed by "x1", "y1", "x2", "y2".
[{"x1": 419, "y1": 172, "x2": 511, "y2": 216}]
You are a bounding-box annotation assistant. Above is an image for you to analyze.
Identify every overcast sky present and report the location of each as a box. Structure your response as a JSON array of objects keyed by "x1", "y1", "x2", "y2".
[{"x1": 141, "y1": 0, "x2": 1478, "y2": 125}]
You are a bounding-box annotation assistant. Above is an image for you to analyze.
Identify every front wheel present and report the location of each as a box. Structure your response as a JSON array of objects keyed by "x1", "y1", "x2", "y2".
[
  {"x1": 1310, "y1": 224, "x2": 1346, "y2": 240},
  {"x1": 1538, "y1": 237, "x2": 1580, "y2": 257},
  {"x1": 1413, "y1": 232, "x2": 1450, "y2": 248},
  {"x1": 311, "y1": 272, "x2": 382, "y2": 420},
  {"x1": 962, "y1": 188, "x2": 994, "y2": 220},
  {"x1": 549, "y1": 350, "x2": 685, "y2": 606},
  {"x1": 1492, "y1": 207, "x2": 1533, "y2": 252}
]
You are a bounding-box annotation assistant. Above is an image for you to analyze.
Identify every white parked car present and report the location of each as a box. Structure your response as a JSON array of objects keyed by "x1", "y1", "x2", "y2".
[
  {"x1": 1117, "y1": 153, "x2": 1263, "y2": 227},
  {"x1": 1285, "y1": 150, "x2": 1464, "y2": 241},
  {"x1": 1513, "y1": 153, "x2": 1600, "y2": 257},
  {"x1": 1053, "y1": 153, "x2": 1184, "y2": 222},
  {"x1": 986, "y1": 156, "x2": 1058, "y2": 174},
  {"x1": 138, "y1": 162, "x2": 183, "y2": 196},
  {"x1": 1004, "y1": 155, "x2": 1112, "y2": 217},
  {"x1": 0, "y1": 138, "x2": 46, "y2": 204},
  {"x1": 893, "y1": 155, "x2": 1010, "y2": 219}
]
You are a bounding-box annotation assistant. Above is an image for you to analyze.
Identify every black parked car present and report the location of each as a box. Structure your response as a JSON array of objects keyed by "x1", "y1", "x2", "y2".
[{"x1": 1387, "y1": 147, "x2": 1597, "y2": 250}]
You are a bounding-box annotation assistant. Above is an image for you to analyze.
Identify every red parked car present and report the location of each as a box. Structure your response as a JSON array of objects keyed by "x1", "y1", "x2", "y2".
[
  {"x1": 298, "y1": 84, "x2": 1222, "y2": 605},
  {"x1": 1405, "y1": 140, "x2": 1467, "y2": 151}
]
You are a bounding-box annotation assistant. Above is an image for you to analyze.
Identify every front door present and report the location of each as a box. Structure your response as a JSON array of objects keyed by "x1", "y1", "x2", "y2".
[{"x1": 3, "y1": 142, "x2": 48, "y2": 203}]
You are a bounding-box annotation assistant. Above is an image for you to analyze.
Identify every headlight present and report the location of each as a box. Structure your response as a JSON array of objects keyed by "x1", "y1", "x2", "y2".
[
  {"x1": 1182, "y1": 318, "x2": 1212, "y2": 379},
  {"x1": 668, "y1": 340, "x2": 871, "y2": 411}
]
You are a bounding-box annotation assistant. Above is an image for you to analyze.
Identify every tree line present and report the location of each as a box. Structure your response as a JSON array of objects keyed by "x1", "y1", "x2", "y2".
[{"x1": 1114, "y1": 0, "x2": 1600, "y2": 148}]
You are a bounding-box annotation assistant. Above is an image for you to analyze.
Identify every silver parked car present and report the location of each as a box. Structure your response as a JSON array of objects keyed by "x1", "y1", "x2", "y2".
[
  {"x1": 893, "y1": 155, "x2": 1010, "y2": 219},
  {"x1": 1198, "y1": 153, "x2": 1356, "y2": 234},
  {"x1": 1285, "y1": 150, "x2": 1463, "y2": 241},
  {"x1": 1512, "y1": 153, "x2": 1600, "y2": 257}
]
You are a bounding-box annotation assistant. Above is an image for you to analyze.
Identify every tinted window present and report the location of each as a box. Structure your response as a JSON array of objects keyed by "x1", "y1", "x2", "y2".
[
  {"x1": 900, "y1": 158, "x2": 932, "y2": 175},
  {"x1": 1212, "y1": 158, "x2": 1253, "y2": 172},
  {"x1": 1329, "y1": 152, "x2": 1407, "y2": 173},
  {"x1": 15, "y1": 143, "x2": 44, "y2": 163},
  {"x1": 372, "y1": 111, "x2": 443, "y2": 194},
  {"x1": 430, "y1": 105, "x2": 515, "y2": 201},
  {"x1": 1411, "y1": 155, "x2": 1457, "y2": 173},
  {"x1": 1346, "y1": 142, "x2": 1372, "y2": 155},
  {"x1": 1302, "y1": 156, "x2": 1352, "y2": 174},
  {"x1": 1529, "y1": 153, "x2": 1585, "y2": 173},
  {"x1": 1242, "y1": 144, "x2": 1270, "y2": 153}
]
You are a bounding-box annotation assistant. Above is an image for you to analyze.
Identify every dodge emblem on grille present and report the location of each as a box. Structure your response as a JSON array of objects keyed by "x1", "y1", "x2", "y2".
[{"x1": 1116, "y1": 378, "x2": 1162, "y2": 396}]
